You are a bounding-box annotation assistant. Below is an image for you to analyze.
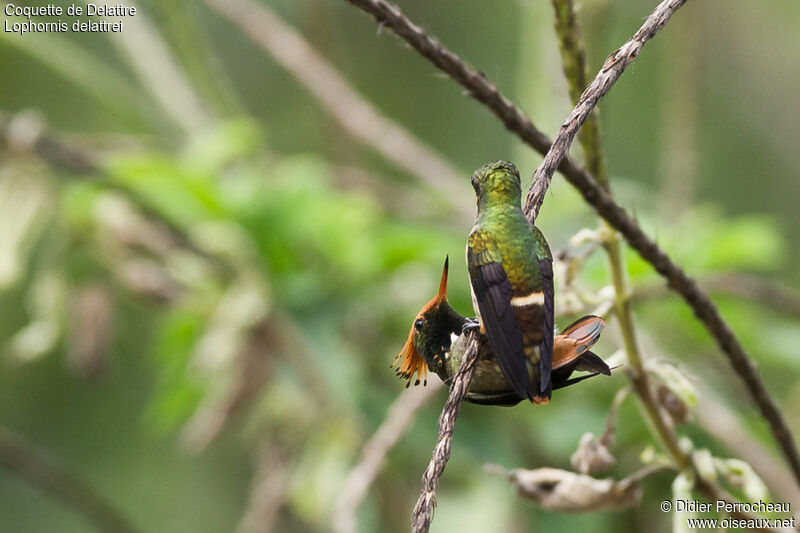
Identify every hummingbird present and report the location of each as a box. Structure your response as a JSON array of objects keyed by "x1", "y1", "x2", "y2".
[
  {"x1": 466, "y1": 160, "x2": 554, "y2": 404},
  {"x1": 393, "y1": 257, "x2": 611, "y2": 405}
]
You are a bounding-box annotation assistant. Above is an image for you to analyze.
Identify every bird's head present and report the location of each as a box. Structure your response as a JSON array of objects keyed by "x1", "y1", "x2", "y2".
[
  {"x1": 470, "y1": 160, "x2": 522, "y2": 210},
  {"x1": 393, "y1": 257, "x2": 465, "y2": 386}
]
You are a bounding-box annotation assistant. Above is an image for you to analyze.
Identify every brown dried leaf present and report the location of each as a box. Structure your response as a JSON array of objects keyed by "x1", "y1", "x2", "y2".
[{"x1": 498, "y1": 466, "x2": 645, "y2": 512}]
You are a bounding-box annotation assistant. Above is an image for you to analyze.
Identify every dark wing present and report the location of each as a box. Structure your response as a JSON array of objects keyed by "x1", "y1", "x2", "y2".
[
  {"x1": 469, "y1": 261, "x2": 531, "y2": 401},
  {"x1": 574, "y1": 350, "x2": 611, "y2": 375},
  {"x1": 538, "y1": 256, "x2": 554, "y2": 396},
  {"x1": 552, "y1": 371, "x2": 603, "y2": 390},
  {"x1": 552, "y1": 353, "x2": 615, "y2": 390}
]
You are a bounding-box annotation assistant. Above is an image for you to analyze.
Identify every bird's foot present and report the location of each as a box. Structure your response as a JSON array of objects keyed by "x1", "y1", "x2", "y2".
[{"x1": 461, "y1": 318, "x2": 480, "y2": 335}]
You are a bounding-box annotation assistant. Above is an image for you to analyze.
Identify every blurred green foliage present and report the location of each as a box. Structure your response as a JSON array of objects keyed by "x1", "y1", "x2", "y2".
[{"x1": 1, "y1": 1, "x2": 799, "y2": 532}]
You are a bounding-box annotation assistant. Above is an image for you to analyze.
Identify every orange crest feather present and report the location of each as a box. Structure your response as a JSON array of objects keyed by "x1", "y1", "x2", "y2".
[
  {"x1": 391, "y1": 257, "x2": 450, "y2": 387},
  {"x1": 392, "y1": 327, "x2": 428, "y2": 387}
]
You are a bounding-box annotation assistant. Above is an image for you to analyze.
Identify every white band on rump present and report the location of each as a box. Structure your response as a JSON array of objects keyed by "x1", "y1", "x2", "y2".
[{"x1": 510, "y1": 291, "x2": 544, "y2": 307}]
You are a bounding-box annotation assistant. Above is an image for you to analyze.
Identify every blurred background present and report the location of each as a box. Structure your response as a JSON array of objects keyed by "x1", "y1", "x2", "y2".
[{"x1": 1, "y1": 0, "x2": 799, "y2": 531}]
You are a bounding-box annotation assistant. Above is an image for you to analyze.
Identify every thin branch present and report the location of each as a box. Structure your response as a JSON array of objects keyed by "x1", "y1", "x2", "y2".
[
  {"x1": 342, "y1": 0, "x2": 800, "y2": 488},
  {"x1": 704, "y1": 275, "x2": 800, "y2": 317},
  {"x1": 697, "y1": 392, "x2": 800, "y2": 508},
  {"x1": 179, "y1": 302, "x2": 338, "y2": 452},
  {"x1": 411, "y1": 334, "x2": 479, "y2": 533},
  {"x1": 527, "y1": 0, "x2": 689, "y2": 218},
  {"x1": 691, "y1": 474, "x2": 785, "y2": 533},
  {"x1": 179, "y1": 319, "x2": 275, "y2": 453},
  {"x1": 334, "y1": 383, "x2": 442, "y2": 533},
  {"x1": 203, "y1": 0, "x2": 468, "y2": 203},
  {"x1": 237, "y1": 442, "x2": 293, "y2": 533},
  {"x1": 0, "y1": 425, "x2": 140, "y2": 533},
  {"x1": 636, "y1": 274, "x2": 800, "y2": 319}
]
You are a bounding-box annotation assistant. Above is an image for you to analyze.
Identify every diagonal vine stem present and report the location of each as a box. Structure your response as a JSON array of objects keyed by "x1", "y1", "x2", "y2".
[{"x1": 411, "y1": 335, "x2": 479, "y2": 532}]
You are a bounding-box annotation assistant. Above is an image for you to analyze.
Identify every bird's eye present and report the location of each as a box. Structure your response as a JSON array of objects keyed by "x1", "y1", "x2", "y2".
[
  {"x1": 414, "y1": 318, "x2": 424, "y2": 331},
  {"x1": 471, "y1": 175, "x2": 479, "y2": 193}
]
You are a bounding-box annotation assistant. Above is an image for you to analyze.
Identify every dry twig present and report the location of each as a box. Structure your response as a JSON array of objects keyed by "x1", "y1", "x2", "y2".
[
  {"x1": 204, "y1": 0, "x2": 467, "y2": 203},
  {"x1": 411, "y1": 334, "x2": 479, "y2": 533},
  {"x1": 697, "y1": 393, "x2": 800, "y2": 508},
  {"x1": 342, "y1": 0, "x2": 800, "y2": 488},
  {"x1": 237, "y1": 443, "x2": 293, "y2": 533},
  {"x1": 333, "y1": 383, "x2": 442, "y2": 533},
  {"x1": 636, "y1": 274, "x2": 800, "y2": 319},
  {"x1": 0, "y1": 425, "x2": 140, "y2": 533},
  {"x1": 179, "y1": 319, "x2": 276, "y2": 452}
]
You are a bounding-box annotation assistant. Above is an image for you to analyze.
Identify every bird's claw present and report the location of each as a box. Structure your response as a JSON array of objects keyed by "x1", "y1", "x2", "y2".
[{"x1": 461, "y1": 318, "x2": 480, "y2": 335}]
